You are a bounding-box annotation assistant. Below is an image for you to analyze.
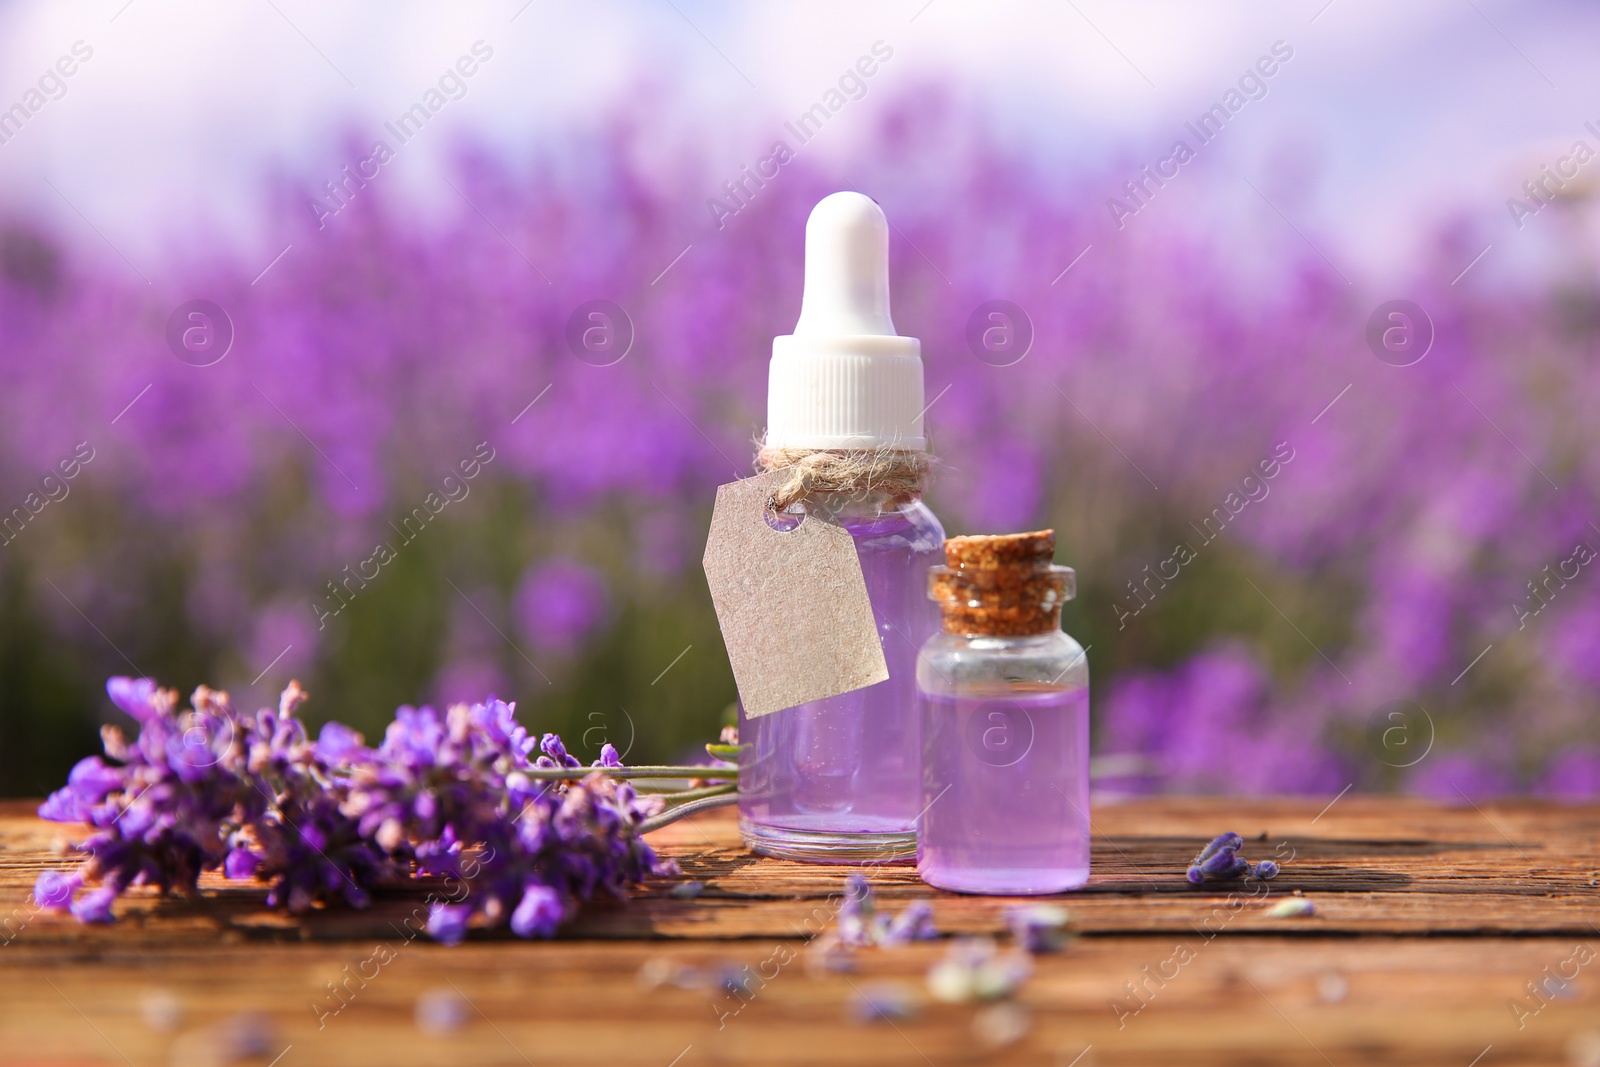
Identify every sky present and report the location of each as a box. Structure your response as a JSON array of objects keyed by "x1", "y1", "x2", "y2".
[{"x1": 0, "y1": 0, "x2": 1596, "y2": 289}]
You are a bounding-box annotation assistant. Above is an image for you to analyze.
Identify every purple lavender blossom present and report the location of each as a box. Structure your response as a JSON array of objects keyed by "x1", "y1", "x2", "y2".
[
  {"x1": 33, "y1": 870, "x2": 79, "y2": 908},
  {"x1": 3, "y1": 107, "x2": 1597, "y2": 798},
  {"x1": 70, "y1": 886, "x2": 118, "y2": 924},
  {"x1": 539, "y1": 732, "x2": 581, "y2": 769},
  {"x1": 510, "y1": 884, "x2": 566, "y2": 938},
  {"x1": 223, "y1": 847, "x2": 261, "y2": 880},
  {"x1": 37, "y1": 676, "x2": 674, "y2": 941},
  {"x1": 426, "y1": 904, "x2": 473, "y2": 946},
  {"x1": 512, "y1": 561, "x2": 608, "y2": 655}
]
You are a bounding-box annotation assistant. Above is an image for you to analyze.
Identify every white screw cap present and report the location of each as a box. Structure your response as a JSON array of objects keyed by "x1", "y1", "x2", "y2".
[{"x1": 766, "y1": 192, "x2": 925, "y2": 452}]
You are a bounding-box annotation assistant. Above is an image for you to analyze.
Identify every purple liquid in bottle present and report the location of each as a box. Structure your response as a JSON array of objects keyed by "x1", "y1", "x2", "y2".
[
  {"x1": 918, "y1": 685, "x2": 1090, "y2": 894},
  {"x1": 738, "y1": 499, "x2": 944, "y2": 863}
]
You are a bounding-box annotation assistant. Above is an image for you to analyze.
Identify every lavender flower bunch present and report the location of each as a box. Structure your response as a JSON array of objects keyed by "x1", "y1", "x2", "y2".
[
  {"x1": 36, "y1": 677, "x2": 710, "y2": 940},
  {"x1": 339, "y1": 699, "x2": 678, "y2": 943}
]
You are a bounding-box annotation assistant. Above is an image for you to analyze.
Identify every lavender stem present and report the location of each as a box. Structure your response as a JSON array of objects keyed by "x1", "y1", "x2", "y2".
[
  {"x1": 520, "y1": 765, "x2": 738, "y2": 781},
  {"x1": 638, "y1": 790, "x2": 739, "y2": 833}
]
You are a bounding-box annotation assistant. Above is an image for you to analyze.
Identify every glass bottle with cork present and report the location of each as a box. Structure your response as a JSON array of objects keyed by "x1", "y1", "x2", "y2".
[{"x1": 916, "y1": 530, "x2": 1090, "y2": 893}]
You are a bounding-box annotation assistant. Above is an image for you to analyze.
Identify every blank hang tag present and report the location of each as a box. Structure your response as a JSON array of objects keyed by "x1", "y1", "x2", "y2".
[{"x1": 702, "y1": 471, "x2": 888, "y2": 719}]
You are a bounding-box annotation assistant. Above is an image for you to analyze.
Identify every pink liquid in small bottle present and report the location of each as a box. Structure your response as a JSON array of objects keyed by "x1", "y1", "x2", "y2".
[
  {"x1": 914, "y1": 530, "x2": 1089, "y2": 895},
  {"x1": 917, "y1": 685, "x2": 1090, "y2": 894}
]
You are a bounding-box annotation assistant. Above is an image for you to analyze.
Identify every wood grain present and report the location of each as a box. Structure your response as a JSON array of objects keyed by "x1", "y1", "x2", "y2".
[{"x1": 2, "y1": 797, "x2": 1597, "y2": 1066}]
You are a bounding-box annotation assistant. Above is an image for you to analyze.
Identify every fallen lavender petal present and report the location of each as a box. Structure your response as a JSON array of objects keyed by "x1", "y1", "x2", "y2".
[
  {"x1": 851, "y1": 982, "x2": 918, "y2": 1022},
  {"x1": 1266, "y1": 897, "x2": 1317, "y2": 918},
  {"x1": 1005, "y1": 904, "x2": 1072, "y2": 953},
  {"x1": 881, "y1": 900, "x2": 939, "y2": 946}
]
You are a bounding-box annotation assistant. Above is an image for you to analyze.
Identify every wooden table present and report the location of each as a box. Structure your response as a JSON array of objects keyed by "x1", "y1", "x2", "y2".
[{"x1": 2, "y1": 796, "x2": 1597, "y2": 1066}]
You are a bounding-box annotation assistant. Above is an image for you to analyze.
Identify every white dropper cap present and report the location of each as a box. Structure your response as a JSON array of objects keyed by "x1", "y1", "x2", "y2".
[{"x1": 766, "y1": 192, "x2": 925, "y2": 452}]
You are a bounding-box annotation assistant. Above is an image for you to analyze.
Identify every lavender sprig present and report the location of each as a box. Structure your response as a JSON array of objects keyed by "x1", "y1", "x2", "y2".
[{"x1": 36, "y1": 677, "x2": 703, "y2": 941}]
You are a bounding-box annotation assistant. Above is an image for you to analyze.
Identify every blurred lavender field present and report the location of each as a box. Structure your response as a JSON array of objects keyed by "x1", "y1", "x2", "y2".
[{"x1": 1, "y1": 90, "x2": 1596, "y2": 799}]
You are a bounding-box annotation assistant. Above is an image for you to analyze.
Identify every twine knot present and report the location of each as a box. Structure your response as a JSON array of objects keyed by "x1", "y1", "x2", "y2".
[{"x1": 755, "y1": 445, "x2": 930, "y2": 512}]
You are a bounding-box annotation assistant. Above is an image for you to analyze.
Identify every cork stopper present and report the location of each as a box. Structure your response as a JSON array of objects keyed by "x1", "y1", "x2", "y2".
[{"x1": 929, "y1": 529, "x2": 1075, "y2": 637}]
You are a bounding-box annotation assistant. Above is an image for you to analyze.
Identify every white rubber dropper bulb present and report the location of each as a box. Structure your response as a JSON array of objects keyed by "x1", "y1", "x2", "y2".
[
  {"x1": 765, "y1": 191, "x2": 924, "y2": 452},
  {"x1": 793, "y1": 192, "x2": 897, "y2": 338}
]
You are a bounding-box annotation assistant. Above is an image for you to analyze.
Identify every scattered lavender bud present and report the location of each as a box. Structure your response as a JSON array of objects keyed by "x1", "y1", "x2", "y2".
[
  {"x1": 850, "y1": 981, "x2": 918, "y2": 1023},
  {"x1": 709, "y1": 963, "x2": 758, "y2": 997},
  {"x1": 1252, "y1": 859, "x2": 1279, "y2": 880},
  {"x1": 214, "y1": 1012, "x2": 275, "y2": 1062},
  {"x1": 1193, "y1": 832, "x2": 1244, "y2": 866},
  {"x1": 415, "y1": 987, "x2": 469, "y2": 1036},
  {"x1": 668, "y1": 881, "x2": 704, "y2": 900},
  {"x1": 138, "y1": 989, "x2": 183, "y2": 1033},
  {"x1": 1266, "y1": 898, "x2": 1317, "y2": 918},
  {"x1": 838, "y1": 874, "x2": 878, "y2": 946},
  {"x1": 426, "y1": 903, "x2": 473, "y2": 945},
  {"x1": 1186, "y1": 865, "x2": 1205, "y2": 885},
  {"x1": 972, "y1": 1002, "x2": 1031, "y2": 1047},
  {"x1": 881, "y1": 900, "x2": 939, "y2": 946},
  {"x1": 1540, "y1": 975, "x2": 1578, "y2": 1000},
  {"x1": 1197, "y1": 846, "x2": 1249, "y2": 881},
  {"x1": 635, "y1": 958, "x2": 679, "y2": 990},
  {"x1": 803, "y1": 932, "x2": 858, "y2": 977},
  {"x1": 928, "y1": 938, "x2": 1032, "y2": 1003},
  {"x1": 1005, "y1": 904, "x2": 1073, "y2": 953}
]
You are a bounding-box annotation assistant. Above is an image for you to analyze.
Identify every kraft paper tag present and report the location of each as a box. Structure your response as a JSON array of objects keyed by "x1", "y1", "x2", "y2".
[{"x1": 702, "y1": 472, "x2": 888, "y2": 718}]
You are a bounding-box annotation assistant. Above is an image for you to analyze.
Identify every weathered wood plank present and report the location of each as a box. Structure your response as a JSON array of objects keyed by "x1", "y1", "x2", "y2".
[
  {"x1": 3, "y1": 797, "x2": 1597, "y2": 1065},
  {"x1": 4, "y1": 798, "x2": 1595, "y2": 945},
  {"x1": 2, "y1": 936, "x2": 1595, "y2": 1065}
]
